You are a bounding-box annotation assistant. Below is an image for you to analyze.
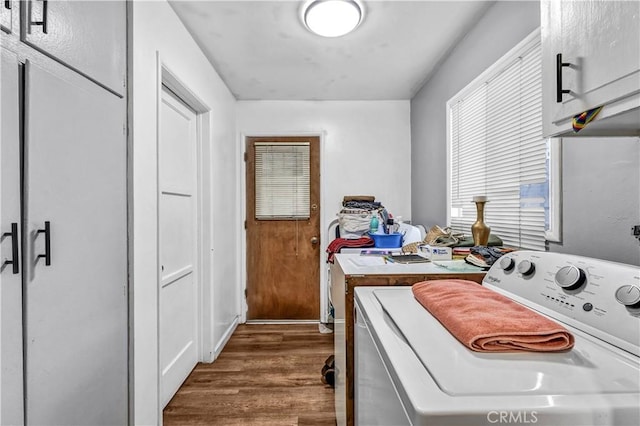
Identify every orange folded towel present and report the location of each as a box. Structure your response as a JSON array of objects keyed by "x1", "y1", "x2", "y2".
[{"x1": 412, "y1": 280, "x2": 575, "y2": 353}]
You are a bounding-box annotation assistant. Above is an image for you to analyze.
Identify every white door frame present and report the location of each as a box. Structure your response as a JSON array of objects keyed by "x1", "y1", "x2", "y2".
[
  {"x1": 156, "y1": 58, "x2": 213, "y2": 419},
  {"x1": 237, "y1": 131, "x2": 328, "y2": 323}
]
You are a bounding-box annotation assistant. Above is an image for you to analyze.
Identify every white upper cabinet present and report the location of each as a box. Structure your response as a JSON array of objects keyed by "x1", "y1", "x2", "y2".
[
  {"x1": 541, "y1": 0, "x2": 640, "y2": 137},
  {"x1": 20, "y1": 0, "x2": 126, "y2": 96},
  {"x1": 1, "y1": 1, "x2": 13, "y2": 33}
]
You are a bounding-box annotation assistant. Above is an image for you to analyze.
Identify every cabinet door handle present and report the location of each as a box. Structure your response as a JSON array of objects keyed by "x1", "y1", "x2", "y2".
[
  {"x1": 4, "y1": 1, "x2": 11, "y2": 10},
  {"x1": 36, "y1": 221, "x2": 51, "y2": 266},
  {"x1": 556, "y1": 53, "x2": 571, "y2": 103},
  {"x1": 29, "y1": 0, "x2": 48, "y2": 34},
  {"x1": 2, "y1": 223, "x2": 19, "y2": 274}
]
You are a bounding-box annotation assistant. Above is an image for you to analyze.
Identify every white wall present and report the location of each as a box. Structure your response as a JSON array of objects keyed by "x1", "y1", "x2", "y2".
[
  {"x1": 410, "y1": 1, "x2": 541, "y2": 228},
  {"x1": 236, "y1": 100, "x2": 412, "y2": 320},
  {"x1": 131, "y1": 1, "x2": 239, "y2": 424},
  {"x1": 410, "y1": 0, "x2": 640, "y2": 265},
  {"x1": 547, "y1": 137, "x2": 640, "y2": 265}
]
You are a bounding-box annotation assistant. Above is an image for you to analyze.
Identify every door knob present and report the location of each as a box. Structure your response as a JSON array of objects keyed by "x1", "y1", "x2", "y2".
[{"x1": 310, "y1": 236, "x2": 319, "y2": 245}]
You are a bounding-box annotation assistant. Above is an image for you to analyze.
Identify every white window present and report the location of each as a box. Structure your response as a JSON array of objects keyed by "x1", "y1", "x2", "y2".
[
  {"x1": 447, "y1": 29, "x2": 561, "y2": 250},
  {"x1": 254, "y1": 142, "x2": 310, "y2": 220}
]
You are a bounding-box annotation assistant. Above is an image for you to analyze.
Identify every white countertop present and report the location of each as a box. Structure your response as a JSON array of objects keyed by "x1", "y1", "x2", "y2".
[{"x1": 333, "y1": 253, "x2": 485, "y2": 276}]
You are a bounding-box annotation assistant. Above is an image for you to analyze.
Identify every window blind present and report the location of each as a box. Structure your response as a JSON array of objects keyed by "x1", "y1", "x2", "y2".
[
  {"x1": 254, "y1": 142, "x2": 310, "y2": 220},
  {"x1": 449, "y1": 35, "x2": 546, "y2": 250}
]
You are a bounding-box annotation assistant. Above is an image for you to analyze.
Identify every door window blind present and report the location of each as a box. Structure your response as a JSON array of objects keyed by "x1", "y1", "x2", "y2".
[
  {"x1": 448, "y1": 32, "x2": 547, "y2": 250},
  {"x1": 254, "y1": 142, "x2": 310, "y2": 220}
]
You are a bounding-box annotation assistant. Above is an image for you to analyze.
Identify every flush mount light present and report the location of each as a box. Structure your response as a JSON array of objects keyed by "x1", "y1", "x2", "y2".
[{"x1": 302, "y1": 0, "x2": 364, "y2": 38}]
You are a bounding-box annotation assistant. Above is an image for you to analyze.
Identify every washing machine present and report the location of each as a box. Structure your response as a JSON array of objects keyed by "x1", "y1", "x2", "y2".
[{"x1": 354, "y1": 251, "x2": 640, "y2": 425}]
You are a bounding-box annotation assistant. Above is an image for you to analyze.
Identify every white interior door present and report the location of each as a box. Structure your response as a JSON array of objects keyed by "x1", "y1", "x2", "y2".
[
  {"x1": 0, "y1": 47, "x2": 24, "y2": 426},
  {"x1": 23, "y1": 60, "x2": 128, "y2": 425},
  {"x1": 159, "y1": 86, "x2": 199, "y2": 407}
]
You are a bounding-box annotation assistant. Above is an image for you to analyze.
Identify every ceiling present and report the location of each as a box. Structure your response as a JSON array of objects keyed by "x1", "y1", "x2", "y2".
[{"x1": 168, "y1": 1, "x2": 493, "y2": 100}]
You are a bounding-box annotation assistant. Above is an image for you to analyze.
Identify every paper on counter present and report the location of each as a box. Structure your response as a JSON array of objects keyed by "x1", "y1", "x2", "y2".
[
  {"x1": 432, "y1": 260, "x2": 483, "y2": 272},
  {"x1": 349, "y1": 257, "x2": 386, "y2": 267}
]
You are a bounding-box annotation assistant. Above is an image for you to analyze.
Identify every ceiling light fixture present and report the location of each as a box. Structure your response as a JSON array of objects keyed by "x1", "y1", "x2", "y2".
[{"x1": 302, "y1": 0, "x2": 364, "y2": 38}]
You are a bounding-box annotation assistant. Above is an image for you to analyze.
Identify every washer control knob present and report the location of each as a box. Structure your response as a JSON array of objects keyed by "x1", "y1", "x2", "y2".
[
  {"x1": 499, "y1": 256, "x2": 515, "y2": 271},
  {"x1": 615, "y1": 285, "x2": 640, "y2": 307},
  {"x1": 517, "y1": 259, "x2": 535, "y2": 276},
  {"x1": 555, "y1": 265, "x2": 586, "y2": 290}
]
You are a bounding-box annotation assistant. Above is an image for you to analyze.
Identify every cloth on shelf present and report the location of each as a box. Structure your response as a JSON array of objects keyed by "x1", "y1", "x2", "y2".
[
  {"x1": 464, "y1": 246, "x2": 506, "y2": 269},
  {"x1": 342, "y1": 200, "x2": 383, "y2": 211},
  {"x1": 412, "y1": 280, "x2": 575, "y2": 352},
  {"x1": 337, "y1": 210, "x2": 372, "y2": 239},
  {"x1": 402, "y1": 225, "x2": 504, "y2": 254},
  {"x1": 425, "y1": 225, "x2": 454, "y2": 245},
  {"x1": 343, "y1": 195, "x2": 375, "y2": 203},
  {"x1": 455, "y1": 234, "x2": 504, "y2": 247},
  {"x1": 402, "y1": 225, "x2": 464, "y2": 253},
  {"x1": 326, "y1": 237, "x2": 374, "y2": 263},
  {"x1": 338, "y1": 196, "x2": 390, "y2": 238}
]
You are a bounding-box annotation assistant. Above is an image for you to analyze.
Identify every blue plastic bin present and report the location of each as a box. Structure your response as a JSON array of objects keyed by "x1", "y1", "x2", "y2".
[{"x1": 370, "y1": 233, "x2": 403, "y2": 248}]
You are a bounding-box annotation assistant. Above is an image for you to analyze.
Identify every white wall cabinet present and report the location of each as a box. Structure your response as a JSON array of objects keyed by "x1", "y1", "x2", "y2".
[
  {"x1": 541, "y1": 0, "x2": 640, "y2": 137},
  {"x1": 1, "y1": 47, "x2": 24, "y2": 426},
  {"x1": 1, "y1": 1, "x2": 13, "y2": 33},
  {"x1": 21, "y1": 0, "x2": 126, "y2": 95},
  {"x1": 0, "y1": 1, "x2": 127, "y2": 425}
]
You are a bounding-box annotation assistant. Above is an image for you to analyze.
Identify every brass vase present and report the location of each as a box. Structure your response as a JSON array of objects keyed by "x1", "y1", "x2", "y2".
[{"x1": 471, "y1": 198, "x2": 490, "y2": 246}]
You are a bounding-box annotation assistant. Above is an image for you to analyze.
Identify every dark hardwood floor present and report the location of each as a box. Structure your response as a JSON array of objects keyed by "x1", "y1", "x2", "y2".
[{"x1": 163, "y1": 323, "x2": 336, "y2": 425}]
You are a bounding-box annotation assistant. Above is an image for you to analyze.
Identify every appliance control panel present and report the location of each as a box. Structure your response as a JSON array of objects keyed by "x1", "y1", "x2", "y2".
[{"x1": 483, "y1": 251, "x2": 640, "y2": 356}]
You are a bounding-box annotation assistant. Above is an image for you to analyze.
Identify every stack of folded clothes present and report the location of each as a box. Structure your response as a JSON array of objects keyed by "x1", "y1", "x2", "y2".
[{"x1": 465, "y1": 246, "x2": 509, "y2": 269}]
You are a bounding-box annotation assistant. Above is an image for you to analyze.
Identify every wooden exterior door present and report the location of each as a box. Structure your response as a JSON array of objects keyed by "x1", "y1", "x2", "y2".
[{"x1": 246, "y1": 136, "x2": 320, "y2": 320}]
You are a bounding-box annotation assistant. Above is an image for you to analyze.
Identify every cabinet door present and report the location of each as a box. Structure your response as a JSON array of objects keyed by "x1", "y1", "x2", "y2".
[
  {"x1": 0, "y1": 47, "x2": 24, "y2": 426},
  {"x1": 23, "y1": 60, "x2": 127, "y2": 425},
  {"x1": 543, "y1": 0, "x2": 640, "y2": 127},
  {"x1": 22, "y1": 0, "x2": 126, "y2": 95},
  {"x1": 0, "y1": 0, "x2": 12, "y2": 33}
]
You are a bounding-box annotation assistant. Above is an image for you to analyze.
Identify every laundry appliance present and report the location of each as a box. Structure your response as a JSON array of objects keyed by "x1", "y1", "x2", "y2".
[{"x1": 354, "y1": 251, "x2": 640, "y2": 425}]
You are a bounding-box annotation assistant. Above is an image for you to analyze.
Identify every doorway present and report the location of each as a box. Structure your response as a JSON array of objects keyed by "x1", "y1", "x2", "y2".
[{"x1": 245, "y1": 136, "x2": 321, "y2": 320}]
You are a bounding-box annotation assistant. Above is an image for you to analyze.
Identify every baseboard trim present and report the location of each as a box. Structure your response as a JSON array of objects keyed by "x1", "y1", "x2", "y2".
[
  {"x1": 245, "y1": 319, "x2": 320, "y2": 325},
  {"x1": 213, "y1": 316, "x2": 240, "y2": 359}
]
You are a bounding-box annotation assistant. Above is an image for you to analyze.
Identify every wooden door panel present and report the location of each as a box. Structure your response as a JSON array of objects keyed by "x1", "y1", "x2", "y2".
[
  {"x1": 247, "y1": 220, "x2": 319, "y2": 319},
  {"x1": 246, "y1": 137, "x2": 320, "y2": 320}
]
